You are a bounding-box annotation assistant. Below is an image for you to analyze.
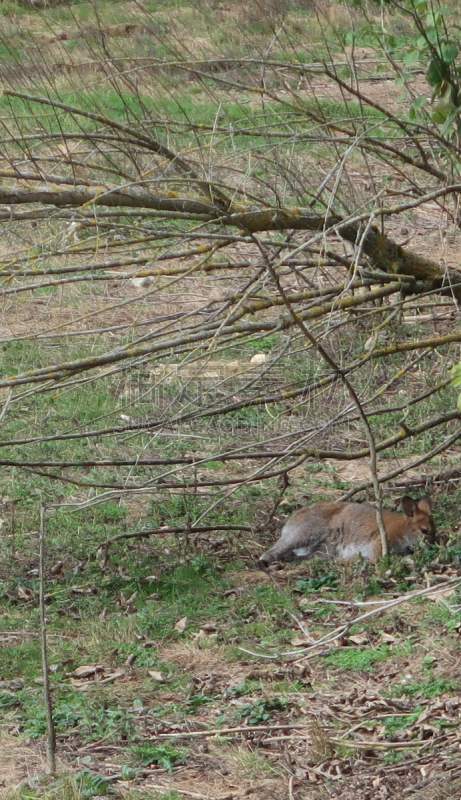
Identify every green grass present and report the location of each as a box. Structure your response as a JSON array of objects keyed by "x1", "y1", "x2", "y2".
[
  {"x1": 325, "y1": 645, "x2": 391, "y2": 672},
  {"x1": 382, "y1": 712, "x2": 421, "y2": 735},
  {"x1": 130, "y1": 742, "x2": 186, "y2": 770},
  {"x1": 0, "y1": 1, "x2": 460, "y2": 796},
  {"x1": 397, "y1": 677, "x2": 458, "y2": 698}
]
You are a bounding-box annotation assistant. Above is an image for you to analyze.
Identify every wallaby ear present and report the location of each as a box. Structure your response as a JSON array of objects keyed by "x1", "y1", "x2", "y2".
[
  {"x1": 402, "y1": 496, "x2": 417, "y2": 517},
  {"x1": 417, "y1": 495, "x2": 432, "y2": 515}
]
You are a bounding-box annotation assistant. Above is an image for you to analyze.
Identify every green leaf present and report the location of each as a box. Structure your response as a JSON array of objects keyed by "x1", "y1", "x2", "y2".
[
  {"x1": 441, "y1": 108, "x2": 461, "y2": 135},
  {"x1": 456, "y1": 393, "x2": 461, "y2": 413},
  {"x1": 403, "y1": 50, "x2": 421, "y2": 68},
  {"x1": 432, "y1": 101, "x2": 454, "y2": 124},
  {"x1": 413, "y1": 96, "x2": 427, "y2": 111},
  {"x1": 427, "y1": 58, "x2": 449, "y2": 87},
  {"x1": 426, "y1": 11, "x2": 443, "y2": 28},
  {"x1": 442, "y1": 45, "x2": 459, "y2": 65},
  {"x1": 409, "y1": 96, "x2": 427, "y2": 119},
  {"x1": 426, "y1": 26, "x2": 440, "y2": 45}
]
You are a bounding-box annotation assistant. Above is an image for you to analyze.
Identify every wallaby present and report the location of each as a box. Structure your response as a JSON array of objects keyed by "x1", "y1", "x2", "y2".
[{"x1": 259, "y1": 496, "x2": 435, "y2": 566}]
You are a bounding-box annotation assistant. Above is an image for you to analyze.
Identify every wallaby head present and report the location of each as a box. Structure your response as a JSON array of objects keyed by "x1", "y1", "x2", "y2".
[
  {"x1": 259, "y1": 495, "x2": 435, "y2": 566},
  {"x1": 400, "y1": 495, "x2": 435, "y2": 544}
]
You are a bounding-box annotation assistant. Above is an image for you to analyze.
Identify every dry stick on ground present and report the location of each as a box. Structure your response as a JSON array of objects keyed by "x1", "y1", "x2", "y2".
[
  {"x1": 329, "y1": 734, "x2": 453, "y2": 751},
  {"x1": 238, "y1": 576, "x2": 461, "y2": 661},
  {"x1": 39, "y1": 501, "x2": 56, "y2": 775},
  {"x1": 142, "y1": 787, "x2": 239, "y2": 800},
  {"x1": 141, "y1": 719, "x2": 451, "y2": 754},
  {"x1": 144, "y1": 723, "x2": 312, "y2": 740},
  {"x1": 98, "y1": 525, "x2": 254, "y2": 553}
]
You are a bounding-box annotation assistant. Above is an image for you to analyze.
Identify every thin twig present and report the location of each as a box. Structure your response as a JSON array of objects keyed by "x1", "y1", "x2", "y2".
[
  {"x1": 39, "y1": 501, "x2": 56, "y2": 775},
  {"x1": 238, "y1": 576, "x2": 461, "y2": 661},
  {"x1": 145, "y1": 723, "x2": 309, "y2": 740}
]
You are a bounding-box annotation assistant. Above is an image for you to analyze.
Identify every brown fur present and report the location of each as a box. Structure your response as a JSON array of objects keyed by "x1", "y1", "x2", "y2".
[{"x1": 259, "y1": 495, "x2": 435, "y2": 565}]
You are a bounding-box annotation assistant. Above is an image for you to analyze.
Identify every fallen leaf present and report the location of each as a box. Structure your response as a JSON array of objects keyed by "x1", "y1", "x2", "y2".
[
  {"x1": 120, "y1": 591, "x2": 138, "y2": 607},
  {"x1": 348, "y1": 634, "x2": 368, "y2": 645},
  {"x1": 70, "y1": 681, "x2": 91, "y2": 691},
  {"x1": 72, "y1": 665, "x2": 104, "y2": 679},
  {"x1": 380, "y1": 633, "x2": 397, "y2": 644},
  {"x1": 192, "y1": 628, "x2": 218, "y2": 645},
  {"x1": 148, "y1": 670, "x2": 164, "y2": 682},
  {"x1": 290, "y1": 635, "x2": 309, "y2": 646},
  {"x1": 174, "y1": 616, "x2": 188, "y2": 633},
  {"x1": 17, "y1": 586, "x2": 34, "y2": 601},
  {"x1": 71, "y1": 586, "x2": 97, "y2": 595}
]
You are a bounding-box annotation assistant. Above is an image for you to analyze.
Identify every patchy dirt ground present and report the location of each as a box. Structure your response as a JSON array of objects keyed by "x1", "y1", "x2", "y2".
[{"x1": 3, "y1": 555, "x2": 461, "y2": 800}]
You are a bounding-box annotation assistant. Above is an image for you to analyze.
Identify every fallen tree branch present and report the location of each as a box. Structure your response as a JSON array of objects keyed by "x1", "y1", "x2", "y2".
[{"x1": 238, "y1": 576, "x2": 461, "y2": 661}]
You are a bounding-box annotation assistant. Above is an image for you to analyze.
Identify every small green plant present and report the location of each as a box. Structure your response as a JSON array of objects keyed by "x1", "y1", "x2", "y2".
[
  {"x1": 225, "y1": 682, "x2": 251, "y2": 698},
  {"x1": 0, "y1": 691, "x2": 21, "y2": 709},
  {"x1": 397, "y1": 677, "x2": 457, "y2": 698},
  {"x1": 239, "y1": 698, "x2": 288, "y2": 725},
  {"x1": 130, "y1": 743, "x2": 186, "y2": 771},
  {"x1": 76, "y1": 770, "x2": 118, "y2": 798},
  {"x1": 184, "y1": 693, "x2": 215, "y2": 713},
  {"x1": 326, "y1": 645, "x2": 390, "y2": 672},
  {"x1": 295, "y1": 573, "x2": 339, "y2": 593},
  {"x1": 382, "y1": 712, "x2": 420, "y2": 736},
  {"x1": 359, "y1": 577, "x2": 383, "y2": 598},
  {"x1": 384, "y1": 750, "x2": 408, "y2": 764}
]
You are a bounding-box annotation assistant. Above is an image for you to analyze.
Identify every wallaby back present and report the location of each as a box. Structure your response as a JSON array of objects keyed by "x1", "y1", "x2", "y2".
[{"x1": 259, "y1": 496, "x2": 435, "y2": 566}]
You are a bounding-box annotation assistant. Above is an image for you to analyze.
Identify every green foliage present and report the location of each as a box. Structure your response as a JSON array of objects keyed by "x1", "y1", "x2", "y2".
[
  {"x1": 0, "y1": 640, "x2": 42, "y2": 682},
  {"x1": 384, "y1": 750, "x2": 408, "y2": 764},
  {"x1": 295, "y1": 572, "x2": 339, "y2": 593},
  {"x1": 326, "y1": 645, "x2": 390, "y2": 671},
  {"x1": 76, "y1": 770, "x2": 119, "y2": 798},
  {"x1": 341, "y1": 0, "x2": 461, "y2": 133},
  {"x1": 130, "y1": 743, "x2": 186, "y2": 771},
  {"x1": 404, "y1": 2, "x2": 461, "y2": 133},
  {"x1": 397, "y1": 676, "x2": 457, "y2": 698},
  {"x1": 19, "y1": 691, "x2": 140, "y2": 740},
  {"x1": 184, "y1": 693, "x2": 215, "y2": 713},
  {"x1": 359, "y1": 576, "x2": 383, "y2": 598},
  {"x1": 382, "y1": 711, "x2": 421, "y2": 735},
  {"x1": 239, "y1": 697, "x2": 288, "y2": 724}
]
